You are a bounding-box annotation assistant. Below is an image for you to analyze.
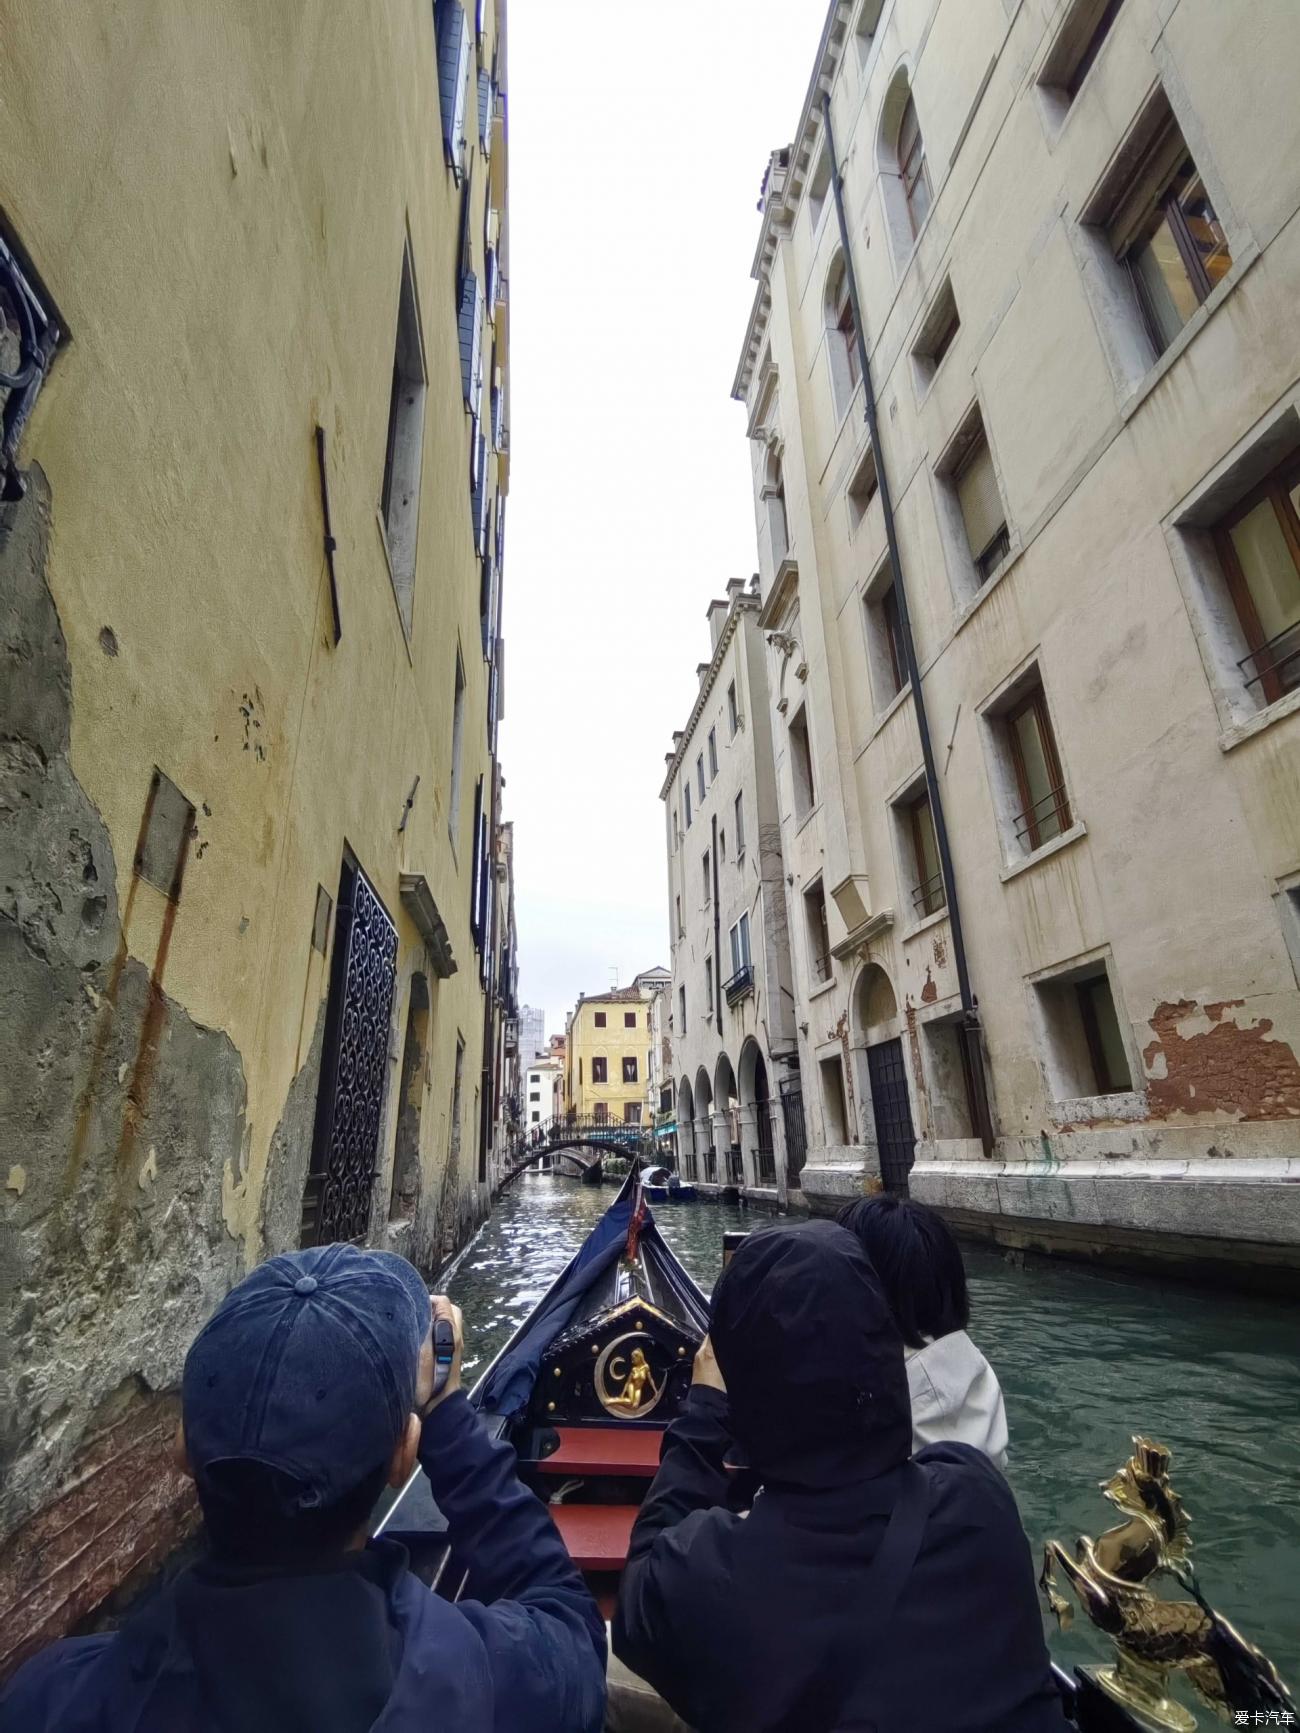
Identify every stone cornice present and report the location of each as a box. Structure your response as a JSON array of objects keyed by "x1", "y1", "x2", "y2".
[
  {"x1": 732, "y1": 0, "x2": 853, "y2": 403},
  {"x1": 659, "y1": 594, "x2": 759, "y2": 801}
]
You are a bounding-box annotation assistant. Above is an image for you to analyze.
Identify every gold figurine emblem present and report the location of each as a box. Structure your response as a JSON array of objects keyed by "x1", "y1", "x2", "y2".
[
  {"x1": 1041, "y1": 1436, "x2": 1295, "y2": 1730},
  {"x1": 595, "y1": 1332, "x2": 664, "y2": 1419}
]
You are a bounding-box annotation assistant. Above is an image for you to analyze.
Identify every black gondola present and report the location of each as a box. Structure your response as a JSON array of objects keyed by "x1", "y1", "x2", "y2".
[{"x1": 378, "y1": 1178, "x2": 1291, "y2": 1732}]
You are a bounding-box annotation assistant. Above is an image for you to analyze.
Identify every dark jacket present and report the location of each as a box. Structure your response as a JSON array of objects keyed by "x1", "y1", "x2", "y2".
[
  {"x1": 613, "y1": 1221, "x2": 1066, "y2": 1733},
  {"x1": 1, "y1": 1392, "x2": 606, "y2": 1733}
]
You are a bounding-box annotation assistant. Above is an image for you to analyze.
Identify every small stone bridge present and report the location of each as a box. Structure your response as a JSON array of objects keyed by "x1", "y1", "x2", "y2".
[{"x1": 500, "y1": 1114, "x2": 660, "y2": 1190}]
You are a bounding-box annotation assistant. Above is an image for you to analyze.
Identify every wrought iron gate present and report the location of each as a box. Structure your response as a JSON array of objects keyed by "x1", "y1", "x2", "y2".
[
  {"x1": 779, "y1": 1081, "x2": 807, "y2": 1186},
  {"x1": 865, "y1": 1037, "x2": 916, "y2": 1194},
  {"x1": 301, "y1": 860, "x2": 399, "y2": 1245}
]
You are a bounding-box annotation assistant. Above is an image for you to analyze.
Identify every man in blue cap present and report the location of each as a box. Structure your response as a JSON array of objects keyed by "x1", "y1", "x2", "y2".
[{"x1": 1, "y1": 1245, "x2": 607, "y2": 1733}]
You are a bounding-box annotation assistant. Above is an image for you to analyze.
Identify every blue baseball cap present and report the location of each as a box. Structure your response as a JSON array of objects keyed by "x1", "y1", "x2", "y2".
[{"x1": 182, "y1": 1244, "x2": 431, "y2": 1512}]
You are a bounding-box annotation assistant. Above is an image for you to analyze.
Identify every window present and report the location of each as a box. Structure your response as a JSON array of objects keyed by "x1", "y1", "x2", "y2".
[
  {"x1": 697, "y1": 755, "x2": 706, "y2": 801},
  {"x1": 684, "y1": 785, "x2": 692, "y2": 829},
  {"x1": 955, "y1": 430, "x2": 1009, "y2": 584},
  {"x1": 734, "y1": 792, "x2": 746, "y2": 857},
  {"x1": 897, "y1": 96, "x2": 932, "y2": 240},
  {"x1": 448, "y1": 649, "x2": 466, "y2": 849},
  {"x1": 764, "y1": 447, "x2": 789, "y2": 568},
  {"x1": 622, "y1": 1056, "x2": 639, "y2": 1085},
  {"x1": 529, "y1": 1091, "x2": 540, "y2": 1104},
  {"x1": 854, "y1": 0, "x2": 884, "y2": 68},
  {"x1": 380, "y1": 241, "x2": 427, "y2": 635},
  {"x1": 825, "y1": 257, "x2": 862, "y2": 419},
  {"x1": 675, "y1": 894, "x2": 683, "y2": 937},
  {"x1": 1004, "y1": 680, "x2": 1072, "y2": 852},
  {"x1": 1213, "y1": 455, "x2": 1300, "y2": 704},
  {"x1": 820, "y1": 1056, "x2": 849, "y2": 1144},
  {"x1": 913, "y1": 279, "x2": 960, "y2": 385},
  {"x1": 789, "y1": 705, "x2": 816, "y2": 821},
  {"x1": 1040, "y1": 0, "x2": 1126, "y2": 103},
  {"x1": 705, "y1": 955, "x2": 714, "y2": 1011},
  {"x1": 729, "y1": 912, "x2": 752, "y2": 974},
  {"x1": 708, "y1": 728, "x2": 718, "y2": 777},
  {"x1": 903, "y1": 789, "x2": 946, "y2": 919},
  {"x1": 702, "y1": 850, "x2": 712, "y2": 904},
  {"x1": 623, "y1": 1101, "x2": 642, "y2": 1125},
  {"x1": 531, "y1": 1110, "x2": 540, "y2": 1123},
  {"x1": 865, "y1": 577, "x2": 908, "y2": 705},
  {"x1": 434, "y1": 0, "x2": 471, "y2": 178},
  {"x1": 727, "y1": 680, "x2": 739, "y2": 736},
  {"x1": 1034, "y1": 962, "x2": 1133, "y2": 1099},
  {"x1": 594, "y1": 1102, "x2": 608, "y2": 1125},
  {"x1": 679, "y1": 984, "x2": 687, "y2": 1034},
  {"x1": 804, "y1": 880, "x2": 832, "y2": 984},
  {"x1": 594, "y1": 1011, "x2": 607, "y2": 1028},
  {"x1": 847, "y1": 446, "x2": 879, "y2": 534},
  {"x1": 719, "y1": 830, "x2": 727, "y2": 863},
  {"x1": 591, "y1": 1056, "x2": 608, "y2": 1083},
  {"x1": 624, "y1": 1010, "x2": 637, "y2": 1028},
  {"x1": 1100, "y1": 107, "x2": 1232, "y2": 361}
]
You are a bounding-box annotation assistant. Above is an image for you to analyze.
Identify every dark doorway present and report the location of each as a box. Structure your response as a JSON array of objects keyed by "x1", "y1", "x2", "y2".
[
  {"x1": 301, "y1": 856, "x2": 399, "y2": 1246},
  {"x1": 779, "y1": 1079, "x2": 807, "y2": 1187},
  {"x1": 390, "y1": 973, "x2": 430, "y2": 1222},
  {"x1": 753, "y1": 1054, "x2": 776, "y2": 1185},
  {"x1": 865, "y1": 1037, "x2": 916, "y2": 1194}
]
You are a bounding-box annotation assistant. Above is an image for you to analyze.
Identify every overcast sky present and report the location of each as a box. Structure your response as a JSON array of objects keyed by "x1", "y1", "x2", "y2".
[{"x1": 499, "y1": 2, "x2": 823, "y2": 1035}]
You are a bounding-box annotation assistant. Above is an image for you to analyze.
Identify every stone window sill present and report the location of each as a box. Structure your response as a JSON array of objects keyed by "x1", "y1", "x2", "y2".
[
  {"x1": 1219, "y1": 684, "x2": 1300, "y2": 753},
  {"x1": 1117, "y1": 244, "x2": 1261, "y2": 428},
  {"x1": 900, "y1": 904, "x2": 950, "y2": 943},
  {"x1": 999, "y1": 819, "x2": 1087, "y2": 884},
  {"x1": 794, "y1": 801, "x2": 822, "y2": 839},
  {"x1": 807, "y1": 974, "x2": 837, "y2": 1002}
]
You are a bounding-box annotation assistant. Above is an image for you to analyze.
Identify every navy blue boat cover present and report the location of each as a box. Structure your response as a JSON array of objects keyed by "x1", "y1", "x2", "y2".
[{"x1": 477, "y1": 1187, "x2": 661, "y2": 1420}]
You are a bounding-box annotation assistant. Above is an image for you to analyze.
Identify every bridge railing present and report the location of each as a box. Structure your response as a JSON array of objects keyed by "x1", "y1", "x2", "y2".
[{"x1": 503, "y1": 1111, "x2": 661, "y2": 1177}]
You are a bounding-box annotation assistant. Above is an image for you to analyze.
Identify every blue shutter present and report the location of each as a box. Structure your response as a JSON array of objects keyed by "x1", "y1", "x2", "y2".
[
  {"x1": 480, "y1": 545, "x2": 492, "y2": 658},
  {"x1": 436, "y1": 1, "x2": 470, "y2": 176},
  {"x1": 470, "y1": 423, "x2": 484, "y2": 550},
  {"x1": 470, "y1": 776, "x2": 484, "y2": 951},
  {"x1": 458, "y1": 268, "x2": 479, "y2": 408},
  {"x1": 474, "y1": 428, "x2": 488, "y2": 555},
  {"x1": 478, "y1": 71, "x2": 492, "y2": 155}
]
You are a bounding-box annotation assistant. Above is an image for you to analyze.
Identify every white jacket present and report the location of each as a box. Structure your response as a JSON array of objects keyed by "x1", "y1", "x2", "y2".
[{"x1": 905, "y1": 1330, "x2": 1009, "y2": 1471}]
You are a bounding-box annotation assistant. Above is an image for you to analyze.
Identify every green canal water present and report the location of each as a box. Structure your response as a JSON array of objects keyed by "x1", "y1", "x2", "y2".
[{"x1": 443, "y1": 1175, "x2": 1300, "y2": 1682}]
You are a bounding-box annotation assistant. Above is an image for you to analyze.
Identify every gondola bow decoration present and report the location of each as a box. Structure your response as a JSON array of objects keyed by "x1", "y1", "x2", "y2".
[{"x1": 1040, "y1": 1435, "x2": 1295, "y2": 1730}]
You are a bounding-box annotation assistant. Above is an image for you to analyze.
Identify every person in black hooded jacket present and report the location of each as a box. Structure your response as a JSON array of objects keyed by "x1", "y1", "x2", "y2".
[{"x1": 612, "y1": 1219, "x2": 1067, "y2": 1733}]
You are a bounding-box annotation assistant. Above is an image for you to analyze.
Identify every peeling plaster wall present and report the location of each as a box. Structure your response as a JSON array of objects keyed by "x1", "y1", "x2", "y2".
[{"x1": 0, "y1": 475, "x2": 246, "y2": 1675}]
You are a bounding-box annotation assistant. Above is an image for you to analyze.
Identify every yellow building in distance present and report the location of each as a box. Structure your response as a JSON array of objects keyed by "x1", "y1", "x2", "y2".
[{"x1": 564, "y1": 981, "x2": 658, "y2": 1126}]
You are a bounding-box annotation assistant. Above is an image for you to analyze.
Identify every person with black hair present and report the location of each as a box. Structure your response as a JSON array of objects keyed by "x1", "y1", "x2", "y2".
[
  {"x1": 840, "y1": 1192, "x2": 1009, "y2": 1469},
  {"x1": 0, "y1": 1244, "x2": 606, "y2": 1733},
  {"x1": 613, "y1": 1220, "x2": 1065, "y2": 1733}
]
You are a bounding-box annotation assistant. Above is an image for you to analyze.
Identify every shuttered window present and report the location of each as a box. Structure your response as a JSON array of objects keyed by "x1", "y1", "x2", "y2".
[
  {"x1": 458, "y1": 271, "x2": 482, "y2": 411},
  {"x1": 470, "y1": 775, "x2": 484, "y2": 950},
  {"x1": 471, "y1": 427, "x2": 488, "y2": 555},
  {"x1": 955, "y1": 434, "x2": 1008, "y2": 581},
  {"x1": 478, "y1": 70, "x2": 493, "y2": 155},
  {"x1": 435, "y1": 1, "x2": 471, "y2": 179}
]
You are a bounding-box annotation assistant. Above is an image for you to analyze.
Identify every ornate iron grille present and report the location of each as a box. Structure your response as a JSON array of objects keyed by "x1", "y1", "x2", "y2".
[
  {"x1": 866, "y1": 1037, "x2": 916, "y2": 1195},
  {"x1": 780, "y1": 1082, "x2": 807, "y2": 1185},
  {"x1": 301, "y1": 862, "x2": 399, "y2": 1246}
]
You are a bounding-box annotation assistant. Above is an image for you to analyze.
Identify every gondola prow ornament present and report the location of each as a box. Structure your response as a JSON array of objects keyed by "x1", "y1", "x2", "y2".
[{"x1": 1040, "y1": 1435, "x2": 1294, "y2": 1730}]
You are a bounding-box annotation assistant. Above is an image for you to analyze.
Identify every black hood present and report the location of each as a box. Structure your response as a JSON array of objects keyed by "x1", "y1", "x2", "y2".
[{"x1": 710, "y1": 1219, "x2": 911, "y2": 1488}]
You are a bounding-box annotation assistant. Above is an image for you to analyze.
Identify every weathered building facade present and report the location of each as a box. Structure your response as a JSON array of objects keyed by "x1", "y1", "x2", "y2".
[
  {"x1": 0, "y1": 0, "x2": 514, "y2": 1673},
  {"x1": 662, "y1": 584, "x2": 800, "y2": 1203},
  {"x1": 563, "y1": 975, "x2": 664, "y2": 1128},
  {"x1": 734, "y1": 0, "x2": 1300, "y2": 1284}
]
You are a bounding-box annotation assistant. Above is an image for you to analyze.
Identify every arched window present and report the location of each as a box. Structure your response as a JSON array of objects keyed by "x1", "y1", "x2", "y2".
[
  {"x1": 897, "y1": 95, "x2": 931, "y2": 239},
  {"x1": 824, "y1": 256, "x2": 862, "y2": 419}
]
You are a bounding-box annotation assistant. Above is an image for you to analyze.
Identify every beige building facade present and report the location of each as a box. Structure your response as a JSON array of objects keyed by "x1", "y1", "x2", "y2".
[
  {"x1": 662, "y1": 583, "x2": 800, "y2": 1202},
  {"x1": 0, "y1": 0, "x2": 514, "y2": 1672},
  {"x1": 734, "y1": 0, "x2": 1300, "y2": 1285},
  {"x1": 564, "y1": 977, "x2": 661, "y2": 1128}
]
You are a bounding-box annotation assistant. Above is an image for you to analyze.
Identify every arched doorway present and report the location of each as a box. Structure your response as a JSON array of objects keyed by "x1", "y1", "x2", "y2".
[
  {"x1": 694, "y1": 1067, "x2": 715, "y2": 1185},
  {"x1": 677, "y1": 1076, "x2": 697, "y2": 1181},
  {"x1": 739, "y1": 1037, "x2": 775, "y2": 1187},
  {"x1": 714, "y1": 1052, "x2": 741, "y2": 1187},
  {"x1": 853, "y1": 962, "x2": 915, "y2": 1193}
]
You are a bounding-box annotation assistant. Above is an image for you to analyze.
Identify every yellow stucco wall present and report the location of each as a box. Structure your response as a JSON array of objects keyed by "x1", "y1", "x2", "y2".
[
  {"x1": 0, "y1": 0, "x2": 509, "y2": 1254},
  {"x1": 566, "y1": 995, "x2": 652, "y2": 1122}
]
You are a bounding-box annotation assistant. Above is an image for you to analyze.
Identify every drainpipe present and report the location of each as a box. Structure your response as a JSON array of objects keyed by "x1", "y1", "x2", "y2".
[
  {"x1": 820, "y1": 92, "x2": 994, "y2": 1157},
  {"x1": 711, "y1": 812, "x2": 723, "y2": 1026}
]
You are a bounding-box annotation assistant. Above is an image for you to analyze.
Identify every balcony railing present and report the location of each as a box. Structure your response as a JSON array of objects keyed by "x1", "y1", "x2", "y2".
[
  {"x1": 1012, "y1": 784, "x2": 1071, "y2": 851},
  {"x1": 811, "y1": 948, "x2": 833, "y2": 985},
  {"x1": 910, "y1": 871, "x2": 947, "y2": 918},
  {"x1": 1239, "y1": 619, "x2": 1300, "y2": 699},
  {"x1": 723, "y1": 962, "x2": 754, "y2": 1004}
]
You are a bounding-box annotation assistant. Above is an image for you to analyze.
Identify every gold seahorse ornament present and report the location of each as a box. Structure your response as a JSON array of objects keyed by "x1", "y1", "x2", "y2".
[{"x1": 1040, "y1": 1436, "x2": 1295, "y2": 1731}]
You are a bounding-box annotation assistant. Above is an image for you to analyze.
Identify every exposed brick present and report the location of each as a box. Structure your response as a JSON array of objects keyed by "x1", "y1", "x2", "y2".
[{"x1": 1142, "y1": 999, "x2": 1300, "y2": 1122}]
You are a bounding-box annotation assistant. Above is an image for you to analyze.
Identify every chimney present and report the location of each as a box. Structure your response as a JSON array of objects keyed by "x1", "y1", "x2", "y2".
[
  {"x1": 696, "y1": 661, "x2": 711, "y2": 689},
  {"x1": 706, "y1": 598, "x2": 730, "y2": 652},
  {"x1": 725, "y1": 576, "x2": 745, "y2": 604}
]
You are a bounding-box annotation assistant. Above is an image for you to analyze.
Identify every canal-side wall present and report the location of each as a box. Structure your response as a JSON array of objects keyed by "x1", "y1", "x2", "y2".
[
  {"x1": 729, "y1": 0, "x2": 1300, "y2": 1283},
  {"x1": 0, "y1": 0, "x2": 511, "y2": 1680}
]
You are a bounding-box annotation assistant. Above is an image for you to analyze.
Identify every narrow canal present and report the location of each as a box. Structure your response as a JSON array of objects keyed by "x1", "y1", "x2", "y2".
[{"x1": 444, "y1": 1175, "x2": 1300, "y2": 1679}]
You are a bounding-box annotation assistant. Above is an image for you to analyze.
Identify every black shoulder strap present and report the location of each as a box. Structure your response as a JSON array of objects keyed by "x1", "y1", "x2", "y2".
[{"x1": 775, "y1": 1460, "x2": 931, "y2": 1733}]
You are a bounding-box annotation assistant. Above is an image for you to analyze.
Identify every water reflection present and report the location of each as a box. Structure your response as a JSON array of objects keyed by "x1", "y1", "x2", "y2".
[{"x1": 444, "y1": 1176, "x2": 1299, "y2": 1675}]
